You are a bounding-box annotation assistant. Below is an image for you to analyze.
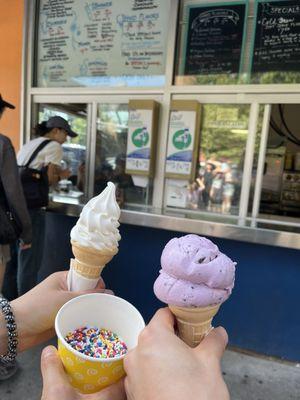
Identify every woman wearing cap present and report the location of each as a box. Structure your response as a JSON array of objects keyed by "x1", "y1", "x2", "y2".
[{"x1": 6, "y1": 116, "x2": 78, "y2": 297}]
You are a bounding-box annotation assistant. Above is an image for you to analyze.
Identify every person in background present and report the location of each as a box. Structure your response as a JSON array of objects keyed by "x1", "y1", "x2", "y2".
[
  {"x1": 222, "y1": 165, "x2": 235, "y2": 214},
  {"x1": 187, "y1": 181, "x2": 200, "y2": 210},
  {"x1": 40, "y1": 308, "x2": 229, "y2": 400},
  {"x1": 112, "y1": 154, "x2": 134, "y2": 207},
  {"x1": 210, "y1": 168, "x2": 224, "y2": 213},
  {"x1": 202, "y1": 163, "x2": 215, "y2": 209},
  {"x1": 4, "y1": 116, "x2": 78, "y2": 297},
  {"x1": 94, "y1": 161, "x2": 114, "y2": 195},
  {"x1": 0, "y1": 94, "x2": 32, "y2": 379},
  {"x1": 0, "y1": 95, "x2": 32, "y2": 291},
  {"x1": 196, "y1": 175, "x2": 205, "y2": 209}
]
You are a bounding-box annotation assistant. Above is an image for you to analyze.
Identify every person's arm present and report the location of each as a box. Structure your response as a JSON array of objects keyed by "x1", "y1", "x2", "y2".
[
  {"x1": 48, "y1": 163, "x2": 71, "y2": 186},
  {"x1": 47, "y1": 163, "x2": 61, "y2": 186},
  {"x1": 0, "y1": 137, "x2": 32, "y2": 244},
  {"x1": 44, "y1": 143, "x2": 70, "y2": 186},
  {"x1": 0, "y1": 271, "x2": 110, "y2": 354},
  {"x1": 123, "y1": 308, "x2": 230, "y2": 400}
]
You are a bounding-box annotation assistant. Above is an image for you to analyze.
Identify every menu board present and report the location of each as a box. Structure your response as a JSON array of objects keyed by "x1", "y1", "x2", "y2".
[
  {"x1": 36, "y1": 0, "x2": 171, "y2": 87},
  {"x1": 251, "y1": 1, "x2": 300, "y2": 77},
  {"x1": 183, "y1": 2, "x2": 248, "y2": 77}
]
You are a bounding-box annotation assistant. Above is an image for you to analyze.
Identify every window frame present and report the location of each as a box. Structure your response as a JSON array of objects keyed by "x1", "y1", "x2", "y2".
[{"x1": 22, "y1": 0, "x2": 300, "y2": 249}]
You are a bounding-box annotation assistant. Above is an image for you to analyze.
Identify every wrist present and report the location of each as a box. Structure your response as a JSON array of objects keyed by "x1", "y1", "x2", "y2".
[
  {"x1": 0, "y1": 312, "x2": 8, "y2": 354},
  {"x1": 11, "y1": 298, "x2": 29, "y2": 352},
  {"x1": 0, "y1": 298, "x2": 18, "y2": 361}
]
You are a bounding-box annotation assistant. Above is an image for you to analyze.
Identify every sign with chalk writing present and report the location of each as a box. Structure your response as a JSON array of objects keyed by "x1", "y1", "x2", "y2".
[
  {"x1": 36, "y1": 0, "x2": 171, "y2": 87},
  {"x1": 251, "y1": 0, "x2": 300, "y2": 80},
  {"x1": 182, "y1": 2, "x2": 248, "y2": 78},
  {"x1": 126, "y1": 109, "x2": 153, "y2": 174}
]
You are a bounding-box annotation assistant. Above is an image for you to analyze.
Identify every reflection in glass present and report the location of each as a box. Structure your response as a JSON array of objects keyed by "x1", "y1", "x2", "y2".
[
  {"x1": 37, "y1": 103, "x2": 87, "y2": 204},
  {"x1": 258, "y1": 104, "x2": 300, "y2": 219},
  {"x1": 95, "y1": 104, "x2": 153, "y2": 207},
  {"x1": 197, "y1": 104, "x2": 250, "y2": 215},
  {"x1": 166, "y1": 104, "x2": 250, "y2": 217}
]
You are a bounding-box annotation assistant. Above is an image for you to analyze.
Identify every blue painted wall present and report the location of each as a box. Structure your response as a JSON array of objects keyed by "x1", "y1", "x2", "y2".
[{"x1": 40, "y1": 212, "x2": 300, "y2": 362}]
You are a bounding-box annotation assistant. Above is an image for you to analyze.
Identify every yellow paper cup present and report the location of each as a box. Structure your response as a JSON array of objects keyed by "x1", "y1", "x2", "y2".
[{"x1": 55, "y1": 293, "x2": 145, "y2": 394}]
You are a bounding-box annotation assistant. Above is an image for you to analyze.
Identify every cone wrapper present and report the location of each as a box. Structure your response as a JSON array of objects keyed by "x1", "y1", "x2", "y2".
[
  {"x1": 67, "y1": 241, "x2": 116, "y2": 291},
  {"x1": 169, "y1": 304, "x2": 220, "y2": 347}
]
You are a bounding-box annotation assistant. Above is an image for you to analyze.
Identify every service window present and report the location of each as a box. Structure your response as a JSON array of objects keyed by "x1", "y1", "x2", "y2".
[
  {"x1": 164, "y1": 103, "x2": 250, "y2": 217},
  {"x1": 95, "y1": 104, "x2": 153, "y2": 207},
  {"x1": 37, "y1": 103, "x2": 88, "y2": 205}
]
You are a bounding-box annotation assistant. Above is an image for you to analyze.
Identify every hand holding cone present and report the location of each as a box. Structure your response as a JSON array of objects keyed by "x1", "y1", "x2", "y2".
[{"x1": 154, "y1": 234, "x2": 236, "y2": 347}]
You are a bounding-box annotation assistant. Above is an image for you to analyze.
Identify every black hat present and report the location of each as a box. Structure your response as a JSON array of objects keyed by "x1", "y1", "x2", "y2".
[
  {"x1": 0, "y1": 94, "x2": 15, "y2": 109},
  {"x1": 45, "y1": 116, "x2": 78, "y2": 138}
]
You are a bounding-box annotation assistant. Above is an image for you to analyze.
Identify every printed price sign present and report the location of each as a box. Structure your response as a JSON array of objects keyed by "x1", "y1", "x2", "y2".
[
  {"x1": 165, "y1": 101, "x2": 201, "y2": 179},
  {"x1": 126, "y1": 100, "x2": 159, "y2": 176}
]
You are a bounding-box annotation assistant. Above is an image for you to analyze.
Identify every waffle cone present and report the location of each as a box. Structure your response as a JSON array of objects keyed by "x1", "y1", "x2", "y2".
[
  {"x1": 70, "y1": 240, "x2": 116, "y2": 279},
  {"x1": 169, "y1": 304, "x2": 220, "y2": 347}
]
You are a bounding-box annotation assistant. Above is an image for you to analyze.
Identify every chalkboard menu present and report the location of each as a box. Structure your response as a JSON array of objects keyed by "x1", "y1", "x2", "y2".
[
  {"x1": 36, "y1": 0, "x2": 171, "y2": 87},
  {"x1": 183, "y1": 2, "x2": 248, "y2": 77},
  {"x1": 251, "y1": 1, "x2": 300, "y2": 77}
]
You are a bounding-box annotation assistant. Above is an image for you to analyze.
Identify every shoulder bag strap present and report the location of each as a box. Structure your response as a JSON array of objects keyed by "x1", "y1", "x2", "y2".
[{"x1": 24, "y1": 139, "x2": 52, "y2": 168}]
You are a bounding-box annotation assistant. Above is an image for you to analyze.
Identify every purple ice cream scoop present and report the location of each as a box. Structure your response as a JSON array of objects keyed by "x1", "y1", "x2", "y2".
[{"x1": 153, "y1": 234, "x2": 236, "y2": 307}]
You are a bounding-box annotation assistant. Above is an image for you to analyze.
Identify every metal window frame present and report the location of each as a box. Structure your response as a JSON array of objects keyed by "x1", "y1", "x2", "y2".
[{"x1": 22, "y1": 0, "x2": 300, "y2": 250}]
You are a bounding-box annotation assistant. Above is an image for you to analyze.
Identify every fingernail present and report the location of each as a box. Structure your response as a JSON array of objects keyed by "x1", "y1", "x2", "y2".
[
  {"x1": 214, "y1": 326, "x2": 228, "y2": 343},
  {"x1": 42, "y1": 346, "x2": 56, "y2": 358}
]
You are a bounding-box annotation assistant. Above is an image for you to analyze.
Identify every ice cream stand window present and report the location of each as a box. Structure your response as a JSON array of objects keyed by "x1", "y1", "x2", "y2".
[
  {"x1": 22, "y1": 0, "x2": 300, "y2": 248},
  {"x1": 35, "y1": 103, "x2": 88, "y2": 205},
  {"x1": 19, "y1": 0, "x2": 300, "y2": 365}
]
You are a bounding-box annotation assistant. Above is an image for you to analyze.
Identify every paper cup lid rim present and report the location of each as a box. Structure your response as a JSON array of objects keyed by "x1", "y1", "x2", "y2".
[{"x1": 55, "y1": 293, "x2": 145, "y2": 363}]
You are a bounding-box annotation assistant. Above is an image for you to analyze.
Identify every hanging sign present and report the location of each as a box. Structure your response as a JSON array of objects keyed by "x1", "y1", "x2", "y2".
[
  {"x1": 36, "y1": 0, "x2": 171, "y2": 87},
  {"x1": 125, "y1": 100, "x2": 160, "y2": 177},
  {"x1": 251, "y1": 0, "x2": 300, "y2": 82},
  {"x1": 182, "y1": 1, "x2": 248, "y2": 79},
  {"x1": 165, "y1": 101, "x2": 201, "y2": 180}
]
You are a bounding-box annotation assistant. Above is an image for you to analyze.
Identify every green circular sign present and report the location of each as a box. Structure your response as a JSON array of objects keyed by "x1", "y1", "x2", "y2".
[
  {"x1": 172, "y1": 129, "x2": 191, "y2": 150},
  {"x1": 132, "y1": 127, "x2": 149, "y2": 148}
]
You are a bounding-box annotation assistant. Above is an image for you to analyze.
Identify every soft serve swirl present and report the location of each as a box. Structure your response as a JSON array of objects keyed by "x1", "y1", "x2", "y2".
[
  {"x1": 70, "y1": 182, "x2": 121, "y2": 253},
  {"x1": 154, "y1": 234, "x2": 236, "y2": 307}
]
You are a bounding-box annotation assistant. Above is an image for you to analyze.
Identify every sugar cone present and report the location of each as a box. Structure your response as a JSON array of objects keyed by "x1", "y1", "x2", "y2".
[
  {"x1": 70, "y1": 240, "x2": 116, "y2": 279},
  {"x1": 169, "y1": 304, "x2": 220, "y2": 347}
]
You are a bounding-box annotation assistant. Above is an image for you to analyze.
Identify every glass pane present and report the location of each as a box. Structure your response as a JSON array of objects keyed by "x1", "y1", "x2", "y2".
[
  {"x1": 95, "y1": 104, "x2": 153, "y2": 207},
  {"x1": 259, "y1": 104, "x2": 300, "y2": 220},
  {"x1": 37, "y1": 103, "x2": 87, "y2": 205},
  {"x1": 35, "y1": 0, "x2": 171, "y2": 87},
  {"x1": 175, "y1": 0, "x2": 300, "y2": 86},
  {"x1": 175, "y1": 0, "x2": 249, "y2": 85},
  {"x1": 165, "y1": 104, "x2": 250, "y2": 217},
  {"x1": 251, "y1": 0, "x2": 300, "y2": 84}
]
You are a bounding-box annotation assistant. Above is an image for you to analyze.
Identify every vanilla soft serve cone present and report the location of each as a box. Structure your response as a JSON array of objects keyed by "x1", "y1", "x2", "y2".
[
  {"x1": 68, "y1": 182, "x2": 121, "y2": 291},
  {"x1": 154, "y1": 234, "x2": 236, "y2": 347}
]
